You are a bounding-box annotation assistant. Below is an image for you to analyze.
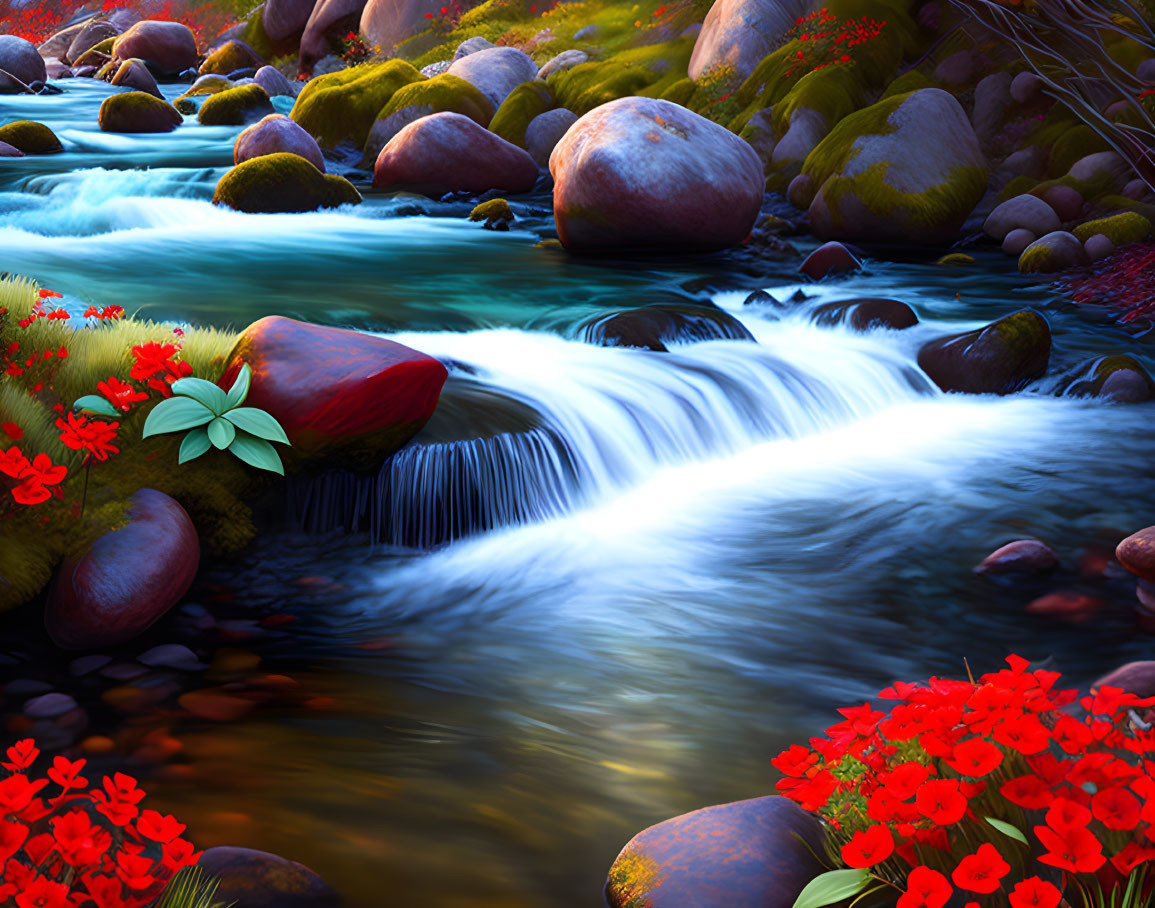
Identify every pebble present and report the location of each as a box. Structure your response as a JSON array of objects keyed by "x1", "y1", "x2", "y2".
[
  {"x1": 100, "y1": 661, "x2": 148, "y2": 681},
  {"x1": 69, "y1": 654, "x2": 112, "y2": 676},
  {"x1": 23, "y1": 692, "x2": 77, "y2": 718},
  {"x1": 139, "y1": 643, "x2": 205, "y2": 670}
]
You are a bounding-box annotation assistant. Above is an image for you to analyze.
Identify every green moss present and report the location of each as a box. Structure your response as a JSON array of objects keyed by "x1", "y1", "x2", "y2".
[
  {"x1": 98, "y1": 92, "x2": 183, "y2": 133},
  {"x1": 242, "y1": 5, "x2": 277, "y2": 60},
  {"x1": 88, "y1": 36, "x2": 115, "y2": 56},
  {"x1": 489, "y1": 80, "x2": 555, "y2": 147},
  {"x1": 997, "y1": 174, "x2": 1039, "y2": 203},
  {"x1": 1017, "y1": 241, "x2": 1060, "y2": 273},
  {"x1": 72, "y1": 46, "x2": 112, "y2": 68},
  {"x1": 1060, "y1": 354, "x2": 1155, "y2": 398},
  {"x1": 470, "y1": 198, "x2": 513, "y2": 226},
  {"x1": 292, "y1": 60, "x2": 424, "y2": 149},
  {"x1": 378, "y1": 73, "x2": 495, "y2": 128},
  {"x1": 1050, "y1": 124, "x2": 1112, "y2": 176},
  {"x1": 803, "y1": 91, "x2": 907, "y2": 186},
  {"x1": 213, "y1": 152, "x2": 363, "y2": 213},
  {"x1": 937, "y1": 252, "x2": 975, "y2": 265},
  {"x1": 177, "y1": 75, "x2": 234, "y2": 101},
  {"x1": 198, "y1": 83, "x2": 275, "y2": 126},
  {"x1": 881, "y1": 68, "x2": 932, "y2": 99},
  {"x1": 550, "y1": 35, "x2": 693, "y2": 116},
  {"x1": 1084, "y1": 193, "x2": 1155, "y2": 222},
  {"x1": 770, "y1": 62, "x2": 864, "y2": 137},
  {"x1": 1072, "y1": 211, "x2": 1152, "y2": 245},
  {"x1": 200, "y1": 40, "x2": 263, "y2": 76},
  {"x1": 659, "y1": 77, "x2": 696, "y2": 107},
  {"x1": 0, "y1": 120, "x2": 63, "y2": 154}
]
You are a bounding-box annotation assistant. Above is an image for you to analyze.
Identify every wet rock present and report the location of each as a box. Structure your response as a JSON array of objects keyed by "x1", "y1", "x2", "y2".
[
  {"x1": 373, "y1": 112, "x2": 538, "y2": 195},
  {"x1": 1025, "y1": 591, "x2": 1104, "y2": 623},
  {"x1": 139, "y1": 644, "x2": 204, "y2": 670},
  {"x1": 255, "y1": 65, "x2": 296, "y2": 97},
  {"x1": 45, "y1": 62, "x2": 73, "y2": 80},
  {"x1": 263, "y1": 0, "x2": 315, "y2": 46},
  {"x1": 1002, "y1": 228, "x2": 1036, "y2": 256},
  {"x1": 972, "y1": 72, "x2": 1012, "y2": 146},
  {"x1": 551, "y1": 97, "x2": 763, "y2": 253},
  {"x1": 39, "y1": 21, "x2": 90, "y2": 62},
  {"x1": 688, "y1": 0, "x2": 810, "y2": 82},
  {"x1": 235, "y1": 114, "x2": 325, "y2": 172},
  {"x1": 300, "y1": 0, "x2": 368, "y2": 75},
  {"x1": 787, "y1": 173, "x2": 815, "y2": 209},
  {"x1": 1084, "y1": 233, "x2": 1115, "y2": 263},
  {"x1": 214, "y1": 153, "x2": 360, "y2": 213},
  {"x1": 605, "y1": 796, "x2": 824, "y2": 908},
  {"x1": 99, "y1": 91, "x2": 182, "y2": 133},
  {"x1": 743, "y1": 290, "x2": 780, "y2": 307},
  {"x1": 1018, "y1": 231, "x2": 1087, "y2": 273},
  {"x1": 216, "y1": 315, "x2": 447, "y2": 456},
  {"x1": 525, "y1": 108, "x2": 577, "y2": 167},
  {"x1": 1068, "y1": 151, "x2": 1131, "y2": 190},
  {"x1": 201, "y1": 40, "x2": 266, "y2": 76},
  {"x1": 798, "y1": 241, "x2": 861, "y2": 280},
  {"x1": 1041, "y1": 184, "x2": 1083, "y2": 222},
  {"x1": 1093, "y1": 661, "x2": 1155, "y2": 697},
  {"x1": 1117, "y1": 526, "x2": 1155, "y2": 582},
  {"x1": 0, "y1": 141, "x2": 25, "y2": 157},
  {"x1": 198, "y1": 84, "x2": 276, "y2": 126},
  {"x1": 199, "y1": 847, "x2": 339, "y2": 907},
  {"x1": 1010, "y1": 71, "x2": 1044, "y2": 104},
  {"x1": 984, "y1": 194, "x2": 1060, "y2": 242},
  {"x1": 811, "y1": 298, "x2": 917, "y2": 331},
  {"x1": 974, "y1": 539, "x2": 1058, "y2": 575},
  {"x1": 65, "y1": 18, "x2": 119, "y2": 64},
  {"x1": 538, "y1": 49, "x2": 588, "y2": 79},
  {"x1": 446, "y1": 46, "x2": 538, "y2": 110},
  {"x1": 112, "y1": 20, "x2": 198, "y2": 75},
  {"x1": 110, "y1": 58, "x2": 162, "y2": 98},
  {"x1": 45, "y1": 490, "x2": 200, "y2": 649},
  {"x1": 582, "y1": 304, "x2": 754, "y2": 352},
  {"x1": 469, "y1": 198, "x2": 513, "y2": 229},
  {"x1": 917, "y1": 309, "x2": 1051, "y2": 395},
  {"x1": 0, "y1": 36, "x2": 47, "y2": 91}
]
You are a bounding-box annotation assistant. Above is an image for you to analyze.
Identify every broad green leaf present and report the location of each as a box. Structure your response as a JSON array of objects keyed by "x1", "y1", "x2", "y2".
[
  {"x1": 178, "y1": 426, "x2": 212, "y2": 464},
  {"x1": 207, "y1": 416, "x2": 235, "y2": 450},
  {"x1": 984, "y1": 816, "x2": 1028, "y2": 846},
  {"x1": 170, "y1": 377, "x2": 228, "y2": 414},
  {"x1": 228, "y1": 430, "x2": 284, "y2": 475},
  {"x1": 142, "y1": 397, "x2": 214, "y2": 437},
  {"x1": 225, "y1": 363, "x2": 251, "y2": 410},
  {"x1": 72, "y1": 395, "x2": 120, "y2": 418},
  {"x1": 792, "y1": 868, "x2": 872, "y2": 908},
  {"x1": 223, "y1": 407, "x2": 290, "y2": 445}
]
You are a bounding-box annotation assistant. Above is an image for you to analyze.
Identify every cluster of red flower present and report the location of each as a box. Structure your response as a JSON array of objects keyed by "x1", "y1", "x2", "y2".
[
  {"x1": 0, "y1": 0, "x2": 229, "y2": 49},
  {"x1": 128, "y1": 341, "x2": 193, "y2": 400},
  {"x1": 0, "y1": 739, "x2": 199, "y2": 907},
  {"x1": 774, "y1": 655, "x2": 1155, "y2": 908},
  {"x1": 784, "y1": 8, "x2": 887, "y2": 78}
]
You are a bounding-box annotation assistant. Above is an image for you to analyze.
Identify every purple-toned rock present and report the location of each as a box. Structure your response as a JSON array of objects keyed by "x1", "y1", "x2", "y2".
[
  {"x1": 1068, "y1": 151, "x2": 1131, "y2": 189},
  {"x1": 1084, "y1": 233, "x2": 1115, "y2": 263},
  {"x1": 605, "y1": 796, "x2": 825, "y2": 908},
  {"x1": 112, "y1": 20, "x2": 198, "y2": 75},
  {"x1": 66, "y1": 18, "x2": 119, "y2": 64},
  {"x1": 1094, "y1": 661, "x2": 1155, "y2": 697},
  {"x1": 537, "y1": 48, "x2": 587, "y2": 79},
  {"x1": 235, "y1": 114, "x2": 325, "y2": 171},
  {"x1": 688, "y1": 0, "x2": 811, "y2": 82},
  {"x1": 984, "y1": 194, "x2": 1060, "y2": 242},
  {"x1": 799, "y1": 241, "x2": 860, "y2": 280},
  {"x1": 0, "y1": 141, "x2": 25, "y2": 157},
  {"x1": 199, "y1": 847, "x2": 339, "y2": 907},
  {"x1": 1010, "y1": 71, "x2": 1044, "y2": 104},
  {"x1": 254, "y1": 65, "x2": 296, "y2": 96},
  {"x1": 0, "y1": 35, "x2": 47, "y2": 92},
  {"x1": 551, "y1": 97, "x2": 763, "y2": 253},
  {"x1": 974, "y1": 539, "x2": 1058, "y2": 575},
  {"x1": 1042, "y1": 184, "x2": 1083, "y2": 222},
  {"x1": 45, "y1": 490, "x2": 200, "y2": 650},
  {"x1": 934, "y1": 49, "x2": 977, "y2": 84},
  {"x1": 1002, "y1": 228, "x2": 1036, "y2": 256},
  {"x1": 24, "y1": 693, "x2": 78, "y2": 719},
  {"x1": 1117, "y1": 527, "x2": 1155, "y2": 582},
  {"x1": 811, "y1": 297, "x2": 917, "y2": 331},
  {"x1": 525, "y1": 107, "x2": 577, "y2": 167},
  {"x1": 138, "y1": 643, "x2": 204, "y2": 670},
  {"x1": 787, "y1": 173, "x2": 815, "y2": 209},
  {"x1": 263, "y1": 0, "x2": 316, "y2": 45},
  {"x1": 373, "y1": 111, "x2": 538, "y2": 195},
  {"x1": 300, "y1": 0, "x2": 367, "y2": 75},
  {"x1": 46, "y1": 61, "x2": 73, "y2": 79},
  {"x1": 446, "y1": 46, "x2": 538, "y2": 110},
  {"x1": 917, "y1": 309, "x2": 1051, "y2": 395},
  {"x1": 111, "y1": 59, "x2": 163, "y2": 98}
]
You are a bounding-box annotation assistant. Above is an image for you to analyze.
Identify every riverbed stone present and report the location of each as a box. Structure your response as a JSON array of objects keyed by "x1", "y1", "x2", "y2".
[
  {"x1": 112, "y1": 20, "x2": 198, "y2": 75},
  {"x1": 0, "y1": 141, "x2": 24, "y2": 157},
  {"x1": 198, "y1": 83, "x2": 276, "y2": 126},
  {"x1": 1094, "y1": 661, "x2": 1155, "y2": 697},
  {"x1": 235, "y1": 114, "x2": 325, "y2": 172},
  {"x1": 446, "y1": 46, "x2": 539, "y2": 110},
  {"x1": 0, "y1": 120, "x2": 63, "y2": 154},
  {"x1": 551, "y1": 97, "x2": 763, "y2": 252},
  {"x1": 1117, "y1": 527, "x2": 1155, "y2": 582},
  {"x1": 525, "y1": 108, "x2": 577, "y2": 167},
  {"x1": 290, "y1": 59, "x2": 423, "y2": 149},
  {"x1": 582, "y1": 304, "x2": 754, "y2": 351},
  {"x1": 605, "y1": 795, "x2": 825, "y2": 908},
  {"x1": 917, "y1": 309, "x2": 1051, "y2": 395},
  {"x1": 984, "y1": 194, "x2": 1060, "y2": 242},
  {"x1": 199, "y1": 847, "x2": 339, "y2": 907},
  {"x1": 264, "y1": 0, "x2": 315, "y2": 45},
  {"x1": 66, "y1": 18, "x2": 120, "y2": 64},
  {"x1": 214, "y1": 152, "x2": 360, "y2": 212},
  {"x1": 1084, "y1": 233, "x2": 1115, "y2": 262},
  {"x1": 811, "y1": 298, "x2": 917, "y2": 331},
  {"x1": 99, "y1": 91, "x2": 183, "y2": 133},
  {"x1": 255, "y1": 65, "x2": 296, "y2": 96},
  {"x1": 216, "y1": 315, "x2": 448, "y2": 456},
  {"x1": 972, "y1": 72, "x2": 1012, "y2": 146},
  {"x1": 110, "y1": 59, "x2": 163, "y2": 98},
  {"x1": 687, "y1": 0, "x2": 811, "y2": 82},
  {"x1": 1002, "y1": 228, "x2": 1036, "y2": 255},
  {"x1": 1041, "y1": 184, "x2": 1083, "y2": 222},
  {"x1": 0, "y1": 36, "x2": 47, "y2": 92},
  {"x1": 1018, "y1": 230, "x2": 1087, "y2": 273},
  {"x1": 538, "y1": 49, "x2": 588, "y2": 79},
  {"x1": 300, "y1": 0, "x2": 368, "y2": 75},
  {"x1": 798, "y1": 241, "x2": 861, "y2": 279},
  {"x1": 1068, "y1": 151, "x2": 1131, "y2": 189},
  {"x1": 201, "y1": 40, "x2": 266, "y2": 76},
  {"x1": 45, "y1": 490, "x2": 200, "y2": 650},
  {"x1": 1010, "y1": 71, "x2": 1044, "y2": 104},
  {"x1": 974, "y1": 539, "x2": 1058, "y2": 575}
]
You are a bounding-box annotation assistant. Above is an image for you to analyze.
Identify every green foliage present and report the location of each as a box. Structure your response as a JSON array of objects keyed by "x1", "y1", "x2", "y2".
[
  {"x1": 791, "y1": 869, "x2": 872, "y2": 908},
  {"x1": 154, "y1": 866, "x2": 234, "y2": 908},
  {"x1": 291, "y1": 59, "x2": 424, "y2": 148}
]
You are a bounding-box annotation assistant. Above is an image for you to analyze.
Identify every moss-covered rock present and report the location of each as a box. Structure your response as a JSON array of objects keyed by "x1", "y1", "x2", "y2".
[
  {"x1": 1072, "y1": 211, "x2": 1152, "y2": 245},
  {"x1": 213, "y1": 152, "x2": 363, "y2": 213},
  {"x1": 378, "y1": 72, "x2": 494, "y2": 126},
  {"x1": 469, "y1": 197, "x2": 513, "y2": 228},
  {"x1": 200, "y1": 40, "x2": 266, "y2": 76},
  {"x1": 178, "y1": 75, "x2": 236, "y2": 100},
  {"x1": 1059, "y1": 354, "x2": 1155, "y2": 401},
  {"x1": 198, "y1": 84, "x2": 276, "y2": 127},
  {"x1": 98, "y1": 92, "x2": 183, "y2": 134},
  {"x1": 489, "y1": 80, "x2": 555, "y2": 148},
  {"x1": 881, "y1": 68, "x2": 932, "y2": 99},
  {"x1": 550, "y1": 36, "x2": 695, "y2": 117},
  {"x1": 291, "y1": 59, "x2": 424, "y2": 149},
  {"x1": 1048, "y1": 124, "x2": 1113, "y2": 176},
  {"x1": 918, "y1": 309, "x2": 1051, "y2": 395},
  {"x1": 937, "y1": 252, "x2": 975, "y2": 265},
  {"x1": 110, "y1": 58, "x2": 163, "y2": 99},
  {"x1": 1018, "y1": 230, "x2": 1087, "y2": 273},
  {"x1": 0, "y1": 120, "x2": 63, "y2": 154}
]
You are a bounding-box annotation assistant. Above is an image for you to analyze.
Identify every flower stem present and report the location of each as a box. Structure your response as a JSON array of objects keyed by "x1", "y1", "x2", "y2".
[{"x1": 80, "y1": 455, "x2": 90, "y2": 519}]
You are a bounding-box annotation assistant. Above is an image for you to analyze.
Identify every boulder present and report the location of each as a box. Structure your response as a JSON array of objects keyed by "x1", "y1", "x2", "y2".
[
  {"x1": 1084, "y1": 233, "x2": 1115, "y2": 263},
  {"x1": 0, "y1": 35, "x2": 47, "y2": 92},
  {"x1": 525, "y1": 108, "x2": 577, "y2": 167},
  {"x1": 974, "y1": 539, "x2": 1058, "y2": 575},
  {"x1": 300, "y1": 0, "x2": 367, "y2": 74},
  {"x1": 1000, "y1": 147, "x2": 1045, "y2": 180},
  {"x1": 1059, "y1": 354, "x2": 1155, "y2": 402},
  {"x1": 798, "y1": 241, "x2": 860, "y2": 279},
  {"x1": 770, "y1": 107, "x2": 827, "y2": 180},
  {"x1": 687, "y1": 0, "x2": 812, "y2": 82},
  {"x1": 0, "y1": 141, "x2": 25, "y2": 157},
  {"x1": 1010, "y1": 71, "x2": 1044, "y2": 105},
  {"x1": 110, "y1": 59, "x2": 163, "y2": 98},
  {"x1": 199, "y1": 847, "x2": 339, "y2": 907},
  {"x1": 201, "y1": 40, "x2": 265, "y2": 76},
  {"x1": 214, "y1": 152, "x2": 360, "y2": 212},
  {"x1": 804, "y1": 89, "x2": 987, "y2": 244},
  {"x1": 255, "y1": 65, "x2": 296, "y2": 96},
  {"x1": 263, "y1": 0, "x2": 316, "y2": 45},
  {"x1": 605, "y1": 796, "x2": 825, "y2": 908},
  {"x1": 811, "y1": 297, "x2": 917, "y2": 331},
  {"x1": 972, "y1": 72, "x2": 1012, "y2": 146},
  {"x1": 290, "y1": 59, "x2": 423, "y2": 149},
  {"x1": 738, "y1": 108, "x2": 776, "y2": 168},
  {"x1": 360, "y1": 0, "x2": 458, "y2": 55},
  {"x1": 934, "y1": 49, "x2": 977, "y2": 85},
  {"x1": 235, "y1": 114, "x2": 325, "y2": 171},
  {"x1": 1041, "y1": 184, "x2": 1083, "y2": 221},
  {"x1": 1118, "y1": 527, "x2": 1155, "y2": 582},
  {"x1": 1025, "y1": 591, "x2": 1103, "y2": 623},
  {"x1": 1093, "y1": 661, "x2": 1155, "y2": 698},
  {"x1": 1068, "y1": 151, "x2": 1131, "y2": 189},
  {"x1": 1018, "y1": 230, "x2": 1087, "y2": 273},
  {"x1": 1072, "y1": 211, "x2": 1152, "y2": 246},
  {"x1": 917, "y1": 309, "x2": 1051, "y2": 395},
  {"x1": 39, "y1": 21, "x2": 90, "y2": 63},
  {"x1": 46, "y1": 61, "x2": 73, "y2": 80},
  {"x1": 582, "y1": 304, "x2": 754, "y2": 351},
  {"x1": 112, "y1": 21, "x2": 198, "y2": 75},
  {"x1": 1123, "y1": 178, "x2": 1154, "y2": 202},
  {"x1": 373, "y1": 111, "x2": 538, "y2": 195},
  {"x1": 551, "y1": 97, "x2": 763, "y2": 252},
  {"x1": 198, "y1": 84, "x2": 276, "y2": 126},
  {"x1": 65, "y1": 18, "x2": 121, "y2": 65},
  {"x1": 0, "y1": 120, "x2": 63, "y2": 154},
  {"x1": 453, "y1": 36, "x2": 496, "y2": 60},
  {"x1": 98, "y1": 91, "x2": 183, "y2": 133},
  {"x1": 446, "y1": 46, "x2": 539, "y2": 110},
  {"x1": 45, "y1": 490, "x2": 199, "y2": 649},
  {"x1": 983, "y1": 194, "x2": 1060, "y2": 242},
  {"x1": 362, "y1": 72, "x2": 495, "y2": 162},
  {"x1": 538, "y1": 49, "x2": 588, "y2": 80},
  {"x1": 215, "y1": 315, "x2": 448, "y2": 455},
  {"x1": 489, "y1": 80, "x2": 555, "y2": 148},
  {"x1": 1002, "y1": 228, "x2": 1036, "y2": 256}
]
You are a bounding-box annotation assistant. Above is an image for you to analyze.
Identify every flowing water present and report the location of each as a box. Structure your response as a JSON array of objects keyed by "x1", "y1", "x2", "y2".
[{"x1": 4, "y1": 80, "x2": 1155, "y2": 906}]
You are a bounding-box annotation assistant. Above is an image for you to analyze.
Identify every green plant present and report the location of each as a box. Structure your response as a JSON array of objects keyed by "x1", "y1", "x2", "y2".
[
  {"x1": 142, "y1": 365, "x2": 291, "y2": 474},
  {"x1": 153, "y1": 866, "x2": 235, "y2": 908}
]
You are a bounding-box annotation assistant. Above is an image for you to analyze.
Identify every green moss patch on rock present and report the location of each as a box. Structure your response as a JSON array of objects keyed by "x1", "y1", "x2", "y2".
[
  {"x1": 1073, "y1": 211, "x2": 1153, "y2": 245},
  {"x1": 489, "y1": 80, "x2": 556, "y2": 147},
  {"x1": 201, "y1": 40, "x2": 265, "y2": 76},
  {"x1": 550, "y1": 36, "x2": 694, "y2": 117},
  {"x1": 470, "y1": 197, "x2": 514, "y2": 228},
  {"x1": 881, "y1": 68, "x2": 932, "y2": 99},
  {"x1": 0, "y1": 120, "x2": 64, "y2": 154},
  {"x1": 292, "y1": 60, "x2": 424, "y2": 149},
  {"x1": 379, "y1": 72, "x2": 495, "y2": 127},
  {"x1": 1058, "y1": 354, "x2": 1155, "y2": 401},
  {"x1": 198, "y1": 83, "x2": 276, "y2": 126},
  {"x1": 98, "y1": 92, "x2": 183, "y2": 134},
  {"x1": 213, "y1": 152, "x2": 363, "y2": 213}
]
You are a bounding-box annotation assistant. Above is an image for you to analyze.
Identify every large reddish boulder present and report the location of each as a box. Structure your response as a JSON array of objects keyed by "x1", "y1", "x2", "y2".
[
  {"x1": 45, "y1": 489, "x2": 199, "y2": 650},
  {"x1": 199, "y1": 847, "x2": 338, "y2": 907},
  {"x1": 235, "y1": 114, "x2": 325, "y2": 172},
  {"x1": 550, "y1": 97, "x2": 764, "y2": 253},
  {"x1": 917, "y1": 310, "x2": 1051, "y2": 395},
  {"x1": 373, "y1": 111, "x2": 538, "y2": 195},
  {"x1": 217, "y1": 316, "x2": 447, "y2": 455},
  {"x1": 605, "y1": 796, "x2": 825, "y2": 908},
  {"x1": 112, "y1": 20, "x2": 199, "y2": 75}
]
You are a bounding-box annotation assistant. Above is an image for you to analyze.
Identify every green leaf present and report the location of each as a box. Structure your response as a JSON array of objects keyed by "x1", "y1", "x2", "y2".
[
  {"x1": 142, "y1": 397, "x2": 214, "y2": 438},
  {"x1": 178, "y1": 426, "x2": 212, "y2": 464},
  {"x1": 225, "y1": 363, "x2": 250, "y2": 410},
  {"x1": 984, "y1": 816, "x2": 1029, "y2": 846},
  {"x1": 207, "y1": 416, "x2": 235, "y2": 450},
  {"x1": 792, "y1": 869, "x2": 872, "y2": 908},
  {"x1": 170, "y1": 377, "x2": 228, "y2": 414},
  {"x1": 228, "y1": 430, "x2": 284, "y2": 475},
  {"x1": 73, "y1": 395, "x2": 120, "y2": 418},
  {"x1": 223, "y1": 407, "x2": 290, "y2": 445}
]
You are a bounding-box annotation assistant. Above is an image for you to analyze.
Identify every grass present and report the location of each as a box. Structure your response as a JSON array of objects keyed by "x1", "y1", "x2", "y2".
[{"x1": 154, "y1": 867, "x2": 234, "y2": 908}]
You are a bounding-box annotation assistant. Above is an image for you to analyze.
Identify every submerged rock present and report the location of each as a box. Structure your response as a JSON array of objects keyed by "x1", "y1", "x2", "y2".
[
  {"x1": 798, "y1": 241, "x2": 860, "y2": 280},
  {"x1": 99, "y1": 92, "x2": 183, "y2": 133},
  {"x1": 45, "y1": 490, "x2": 199, "y2": 649},
  {"x1": 112, "y1": 20, "x2": 198, "y2": 75},
  {"x1": 917, "y1": 309, "x2": 1051, "y2": 395},
  {"x1": 199, "y1": 847, "x2": 339, "y2": 907},
  {"x1": 1058, "y1": 354, "x2": 1155, "y2": 402},
  {"x1": 1017, "y1": 231, "x2": 1087, "y2": 273},
  {"x1": 0, "y1": 120, "x2": 63, "y2": 154},
  {"x1": 198, "y1": 84, "x2": 276, "y2": 126},
  {"x1": 551, "y1": 97, "x2": 763, "y2": 253},
  {"x1": 110, "y1": 58, "x2": 162, "y2": 98},
  {"x1": 200, "y1": 40, "x2": 265, "y2": 76},
  {"x1": 214, "y1": 153, "x2": 360, "y2": 213},
  {"x1": 582, "y1": 304, "x2": 754, "y2": 352},
  {"x1": 974, "y1": 539, "x2": 1058, "y2": 575},
  {"x1": 235, "y1": 114, "x2": 325, "y2": 172},
  {"x1": 605, "y1": 796, "x2": 825, "y2": 908},
  {"x1": 811, "y1": 298, "x2": 917, "y2": 331},
  {"x1": 0, "y1": 35, "x2": 47, "y2": 91}
]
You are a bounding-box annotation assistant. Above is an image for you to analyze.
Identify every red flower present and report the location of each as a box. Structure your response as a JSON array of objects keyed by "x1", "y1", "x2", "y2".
[
  {"x1": 97, "y1": 376, "x2": 148, "y2": 412},
  {"x1": 951, "y1": 843, "x2": 1010, "y2": 893},
  {"x1": 944, "y1": 737, "x2": 1003, "y2": 777},
  {"x1": 915, "y1": 779, "x2": 967, "y2": 826},
  {"x1": 1111, "y1": 840, "x2": 1155, "y2": 874},
  {"x1": 773, "y1": 744, "x2": 819, "y2": 777},
  {"x1": 47, "y1": 755, "x2": 87, "y2": 792},
  {"x1": 992, "y1": 714, "x2": 1050, "y2": 755},
  {"x1": 12, "y1": 476, "x2": 51, "y2": 505},
  {"x1": 115, "y1": 850, "x2": 159, "y2": 890},
  {"x1": 84, "y1": 306, "x2": 99, "y2": 317},
  {"x1": 56, "y1": 412, "x2": 119, "y2": 462},
  {"x1": 1, "y1": 738, "x2": 38, "y2": 772},
  {"x1": 1034, "y1": 823, "x2": 1105, "y2": 873},
  {"x1": 841, "y1": 823, "x2": 894, "y2": 868},
  {"x1": 1009, "y1": 878, "x2": 1062, "y2": 908},
  {"x1": 898, "y1": 866, "x2": 953, "y2": 908},
  {"x1": 91, "y1": 772, "x2": 144, "y2": 826},
  {"x1": 77, "y1": 873, "x2": 122, "y2": 908},
  {"x1": 1000, "y1": 774, "x2": 1052, "y2": 809},
  {"x1": 38, "y1": 289, "x2": 62, "y2": 299},
  {"x1": 129, "y1": 341, "x2": 178, "y2": 380},
  {"x1": 0, "y1": 445, "x2": 30, "y2": 479},
  {"x1": 0, "y1": 817, "x2": 29, "y2": 863},
  {"x1": 0, "y1": 772, "x2": 48, "y2": 813},
  {"x1": 51, "y1": 808, "x2": 110, "y2": 866},
  {"x1": 161, "y1": 837, "x2": 202, "y2": 871},
  {"x1": 1045, "y1": 797, "x2": 1091, "y2": 831},
  {"x1": 136, "y1": 808, "x2": 186, "y2": 844},
  {"x1": 1091, "y1": 786, "x2": 1141, "y2": 830},
  {"x1": 1, "y1": 422, "x2": 22, "y2": 441},
  {"x1": 880, "y1": 761, "x2": 932, "y2": 800},
  {"x1": 14, "y1": 874, "x2": 70, "y2": 908}
]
